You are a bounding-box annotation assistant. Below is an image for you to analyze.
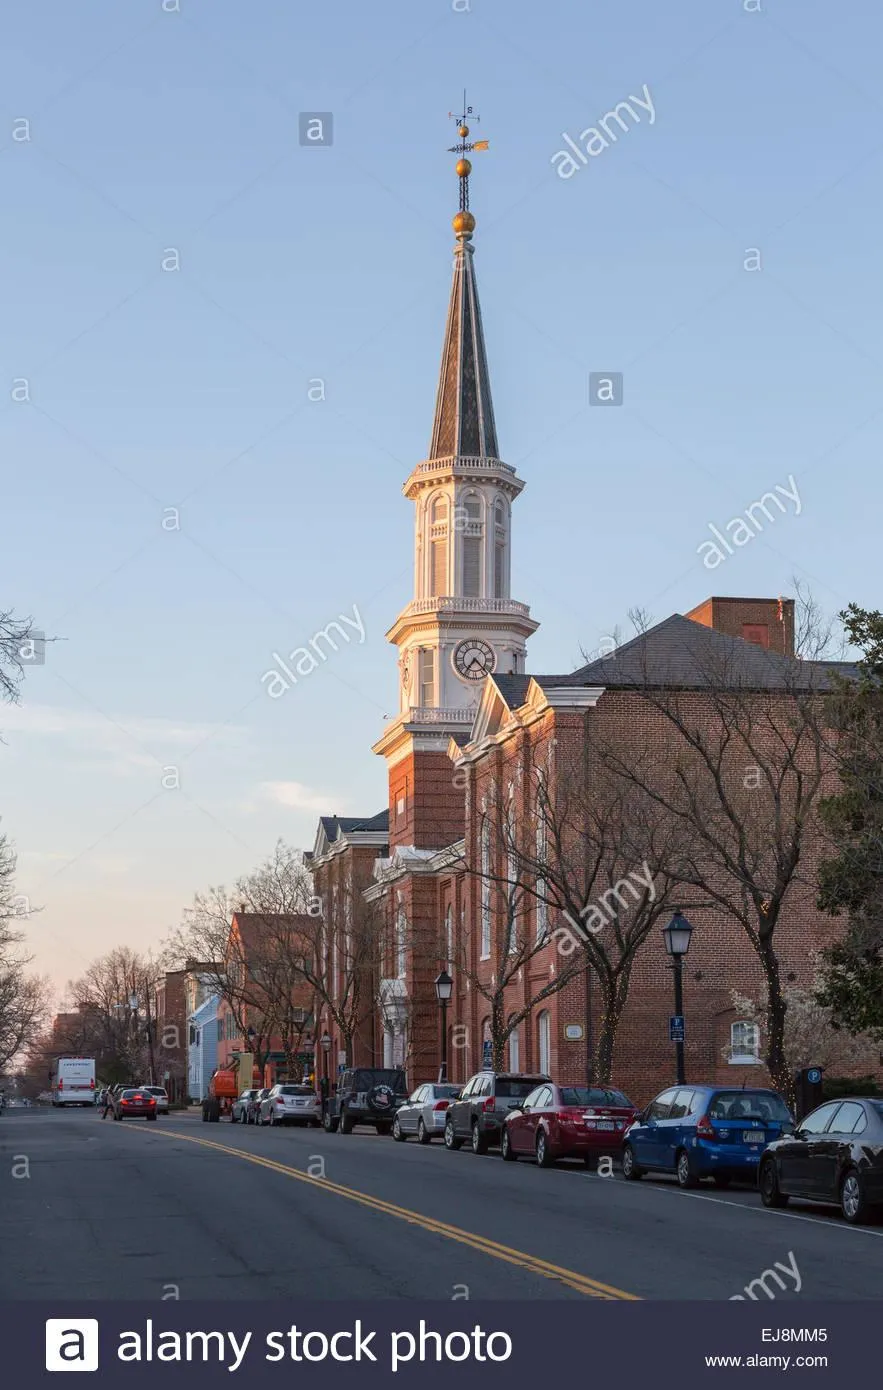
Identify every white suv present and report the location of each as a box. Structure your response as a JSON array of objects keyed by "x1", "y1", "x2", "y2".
[{"x1": 139, "y1": 1086, "x2": 169, "y2": 1114}]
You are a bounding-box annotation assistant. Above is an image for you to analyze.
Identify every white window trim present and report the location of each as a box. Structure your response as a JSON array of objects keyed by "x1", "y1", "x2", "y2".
[{"x1": 729, "y1": 1020, "x2": 761, "y2": 1065}]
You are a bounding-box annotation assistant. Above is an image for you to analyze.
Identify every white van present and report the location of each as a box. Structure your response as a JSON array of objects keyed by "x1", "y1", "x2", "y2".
[{"x1": 50, "y1": 1057, "x2": 96, "y2": 1106}]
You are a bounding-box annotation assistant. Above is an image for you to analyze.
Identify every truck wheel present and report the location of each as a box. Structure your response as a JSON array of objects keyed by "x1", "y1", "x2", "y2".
[{"x1": 340, "y1": 1110, "x2": 354, "y2": 1135}]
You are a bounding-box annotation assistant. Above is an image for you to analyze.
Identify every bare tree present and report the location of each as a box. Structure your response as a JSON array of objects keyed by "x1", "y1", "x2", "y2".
[
  {"x1": 0, "y1": 833, "x2": 49, "y2": 1071},
  {"x1": 595, "y1": 611, "x2": 837, "y2": 1100},
  {"x1": 67, "y1": 947, "x2": 164, "y2": 1083}
]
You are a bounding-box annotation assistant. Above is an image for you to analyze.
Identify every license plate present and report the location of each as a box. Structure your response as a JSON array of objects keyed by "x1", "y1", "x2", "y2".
[{"x1": 743, "y1": 1131, "x2": 765, "y2": 1144}]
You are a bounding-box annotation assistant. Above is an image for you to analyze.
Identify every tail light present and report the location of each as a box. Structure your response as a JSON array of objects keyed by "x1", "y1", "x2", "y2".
[
  {"x1": 556, "y1": 1110, "x2": 578, "y2": 1127},
  {"x1": 433, "y1": 1100, "x2": 449, "y2": 1111},
  {"x1": 276, "y1": 1098, "x2": 286, "y2": 1106},
  {"x1": 482, "y1": 1097, "x2": 495, "y2": 1113},
  {"x1": 58, "y1": 1080, "x2": 63, "y2": 1090},
  {"x1": 696, "y1": 1114, "x2": 715, "y2": 1139},
  {"x1": 89, "y1": 1079, "x2": 95, "y2": 1089}
]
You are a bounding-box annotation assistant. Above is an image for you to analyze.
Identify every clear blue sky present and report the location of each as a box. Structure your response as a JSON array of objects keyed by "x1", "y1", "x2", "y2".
[{"x1": 2, "y1": 0, "x2": 880, "y2": 996}]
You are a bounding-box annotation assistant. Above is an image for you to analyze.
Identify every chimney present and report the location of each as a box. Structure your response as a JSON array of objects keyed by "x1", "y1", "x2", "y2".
[{"x1": 686, "y1": 596, "x2": 795, "y2": 657}]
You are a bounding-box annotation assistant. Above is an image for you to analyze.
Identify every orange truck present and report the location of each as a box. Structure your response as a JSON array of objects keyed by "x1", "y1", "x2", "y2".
[{"x1": 201, "y1": 1054, "x2": 259, "y2": 1122}]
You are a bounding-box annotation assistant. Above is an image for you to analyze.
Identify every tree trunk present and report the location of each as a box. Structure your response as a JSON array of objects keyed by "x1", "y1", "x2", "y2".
[
  {"x1": 758, "y1": 935, "x2": 792, "y2": 1103},
  {"x1": 593, "y1": 970, "x2": 630, "y2": 1086},
  {"x1": 491, "y1": 995, "x2": 507, "y2": 1071}
]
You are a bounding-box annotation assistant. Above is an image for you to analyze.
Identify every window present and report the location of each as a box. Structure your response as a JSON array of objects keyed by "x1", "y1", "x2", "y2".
[
  {"x1": 508, "y1": 1028, "x2": 519, "y2": 1073},
  {"x1": 445, "y1": 904, "x2": 454, "y2": 971},
  {"x1": 829, "y1": 1101, "x2": 867, "y2": 1135},
  {"x1": 480, "y1": 819, "x2": 491, "y2": 959},
  {"x1": 419, "y1": 648, "x2": 435, "y2": 708},
  {"x1": 409, "y1": 1085, "x2": 428, "y2": 1104},
  {"x1": 646, "y1": 1088, "x2": 679, "y2": 1121},
  {"x1": 521, "y1": 1086, "x2": 544, "y2": 1110},
  {"x1": 707, "y1": 1091, "x2": 792, "y2": 1122},
  {"x1": 669, "y1": 1089, "x2": 695, "y2": 1119},
  {"x1": 506, "y1": 785, "x2": 518, "y2": 954},
  {"x1": 535, "y1": 775, "x2": 548, "y2": 941},
  {"x1": 799, "y1": 1102, "x2": 841, "y2": 1135},
  {"x1": 396, "y1": 907, "x2": 407, "y2": 979},
  {"x1": 730, "y1": 1020, "x2": 760, "y2": 1063},
  {"x1": 537, "y1": 1010, "x2": 551, "y2": 1075},
  {"x1": 463, "y1": 536, "x2": 482, "y2": 597},
  {"x1": 742, "y1": 622, "x2": 769, "y2": 648},
  {"x1": 431, "y1": 539, "x2": 447, "y2": 597},
  {"x1": 431, "y1": 496, "x2": 448, "y2": 524},
  {"x1": 559, "y1": 1088, "x2": 632, "y2": 1107}
]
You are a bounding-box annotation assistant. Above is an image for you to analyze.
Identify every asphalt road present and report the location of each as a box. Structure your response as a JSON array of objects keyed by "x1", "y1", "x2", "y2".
[{"x1": 2, "y1": 1107, "x2": 882, "y2": 1301}]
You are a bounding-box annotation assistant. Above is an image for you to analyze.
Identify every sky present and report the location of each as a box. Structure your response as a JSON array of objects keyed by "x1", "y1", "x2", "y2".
[{"x1": 2, "y1": 0, "x2": 881, "y2": 1000}]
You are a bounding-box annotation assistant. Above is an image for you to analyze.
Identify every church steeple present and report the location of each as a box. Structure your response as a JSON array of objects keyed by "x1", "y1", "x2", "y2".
[
  {"x1": 430, "y1": 114, "x2": 498, "y2": 460},
  {"x1": 374, "y1": 101, "x2": 537, "y2": 788}
]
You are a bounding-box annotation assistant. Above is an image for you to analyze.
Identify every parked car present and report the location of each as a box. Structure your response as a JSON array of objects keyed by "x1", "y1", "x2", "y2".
[
  {"x1": 444, "y1": 1071, "x2": 551, "y2": 1155},
  {"x1": 323, "y1": 1068, "x2": 408, "y2": 1135},
  {"x1": 232, "y1": 1089, "x2": 261, "y2": 1124},
  {"x1": 501, "y1": 1083, "x2": 640, "y2": 1167},
  {"x1": 260, "y1": 1084, "x2": 321, "y2": 1127},
  {"x1": 758, "y1": 1096, "x2": 883, "y2": 1224},
  {"x1": 112, "y1": 1087, "x2": 157, "y2": 1121},
  {"x1": 139, "y1": 1086, "x2": 168, "y2": 1114},
  {"x1": 392, "y1": 1083, "x2": 462, "y2": 1143},
  {"x1": 622, "y1": 1085, "x2": 793, "y2": 1188}
]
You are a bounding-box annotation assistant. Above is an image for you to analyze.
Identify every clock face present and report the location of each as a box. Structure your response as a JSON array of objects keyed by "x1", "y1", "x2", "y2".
[{"x1": 453, "y1": 638, "x2": 496, "y2": 682}]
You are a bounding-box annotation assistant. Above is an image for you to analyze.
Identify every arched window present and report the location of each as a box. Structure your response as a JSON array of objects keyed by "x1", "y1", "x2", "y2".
[
  {"x1": 535, "y1": 771, "x2": 548, "y2": 941},
  {"x1": 463, "y1": 493, "x2": 483, "y2": 597},
  {"x1": 730, "y1": 1020, "x2": 760, "y2": 1063},
  {"x1": 431, "y1": 495, "x2": 448, "y2": 524},
  {"x1": 506, "y1": 783, "x2": 518, "y2": 954},
  {"x1": 508, "y1": 1027, "x2": 520, "y2": 1072},
  {"x1": 481, "y1": 1017, "x2": 492, "y2": 1070},
  {"x1": 480, "y1": 817, "x2": 491, "y2": 959},
  {"x1": 537, "y1": 1010, "x2": 551, "y2": 1075},
  {"x1": 445, "y1": 904, "x2": 454, "y2": 970}
]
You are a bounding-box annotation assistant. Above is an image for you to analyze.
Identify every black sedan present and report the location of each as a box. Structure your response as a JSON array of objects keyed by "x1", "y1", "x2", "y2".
[{"x1": 759, "y1": 1096, "x2": 883, "y2": 1224}]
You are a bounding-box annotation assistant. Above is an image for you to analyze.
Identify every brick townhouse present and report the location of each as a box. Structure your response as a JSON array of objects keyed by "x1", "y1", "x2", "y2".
[
  {"x1": 293, "y1": 138, "x2": 879, "y2": 1103},
  {"x1": 215, "y1": 912, "x2": 315, "y2": 1087}
]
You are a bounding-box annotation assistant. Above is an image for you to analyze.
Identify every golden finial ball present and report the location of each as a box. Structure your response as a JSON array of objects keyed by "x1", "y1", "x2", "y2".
[
  {"x1": 456, "y1": 158, "x2": 472, "y2": 178},
  {"x1": 458, "y1": 124, "x2": 469, "y2": 138},
  {"x1": 453, "y1": 210, "x2": 476, "y2": 236}
]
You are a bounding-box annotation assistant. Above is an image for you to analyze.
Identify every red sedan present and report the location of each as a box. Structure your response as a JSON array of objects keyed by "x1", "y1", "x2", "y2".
[
  {"x1": 113, "y1": 1088, "x2": 158, "y2": 1121},
  {"x1": 501, "y1": 1083, "x2": 639, "y2": 1167}
]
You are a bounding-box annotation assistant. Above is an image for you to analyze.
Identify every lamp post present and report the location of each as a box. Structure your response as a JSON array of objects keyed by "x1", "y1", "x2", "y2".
[
  {"x1": 662, "y1": 910, "x2": 694, "y2": 1084},
  {"x1": 434, "y1": 970, "x2": 453, "y2": 1083}
]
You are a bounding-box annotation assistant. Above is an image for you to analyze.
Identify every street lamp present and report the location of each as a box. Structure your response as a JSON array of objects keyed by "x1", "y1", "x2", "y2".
[
  {"x1": 434, "y1": 970, "x2": 453, "y2": 1083},
  {"x1": 662, "y1": 910, "x2": 694, "y2": 1085}
]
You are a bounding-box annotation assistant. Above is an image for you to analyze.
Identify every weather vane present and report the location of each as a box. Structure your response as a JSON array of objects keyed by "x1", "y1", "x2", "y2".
[{"x1": 447, "y1": 90, "x2": 489, "y2": 234}]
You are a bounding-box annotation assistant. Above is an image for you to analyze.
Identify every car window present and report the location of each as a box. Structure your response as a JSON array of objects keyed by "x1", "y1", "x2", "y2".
[
  {"x1": 409, "y1": 1086, "x2": 426, "y2": 1104},
  {"x1": 459, "y1": 1078, "x2": 477, "y2": 1099},
  {"x1": 647, "y1": 1089, "x2": 678, "y2": 1120},
  {"x1": 495, "y1": 1077, "x2": 545, "y2": 1099},
  {"x1": 669, "y1": 1089, "x2": 695, "y2": 1119},
  {"x1": 521, "y1": 1087, "x2": 544, "y2": 1110},
  {"x1": 280, "y1": 1086, "x2": 314, "y2": 1096},
  {"x1": 708, "y1": 1091, "x2": 792, "y2": 1122},
  {"x1": 478, "y1": 1076, "x2": 493, "y2": 1097},
  {"x1": 559, "y1": 1087, "x2": 632, "y2": 1107},
  {"x1": 871, "y1": 1101, "x2": 883, "y2": 1121},
  {"x1": 829, "y1": 1101, "x2": 867, "y2": 1134},
  {"x1": 433, "y1": 1085, "x2": 461, "y2": 1100},
  {"x1": 799, "y1": 1102, "x2": 842, "y2": 1135}
]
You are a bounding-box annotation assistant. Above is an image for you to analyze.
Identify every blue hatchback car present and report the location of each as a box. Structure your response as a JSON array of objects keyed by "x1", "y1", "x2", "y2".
[{"x1": 622, "y1": 1085, "x2": 794, "y2": 1188}]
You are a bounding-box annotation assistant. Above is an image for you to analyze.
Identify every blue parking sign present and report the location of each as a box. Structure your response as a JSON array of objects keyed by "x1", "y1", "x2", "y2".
[{"x1": 669, "y1": 1015, "x2": 685, "y2": 1042}]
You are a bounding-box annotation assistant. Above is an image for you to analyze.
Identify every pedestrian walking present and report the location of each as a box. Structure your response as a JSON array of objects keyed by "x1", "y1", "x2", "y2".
[{"x1": 101, "y1": 1087, "x2": 114, "y2": 1119}]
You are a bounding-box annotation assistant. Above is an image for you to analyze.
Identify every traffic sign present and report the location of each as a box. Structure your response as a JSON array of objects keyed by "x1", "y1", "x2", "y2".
[
  {"x1": 669, "y1": 1015, "x2": 685, "y2": 1043},
  {"x1": 806, "y1": 1067, "x2": 822, "y2": 1085}
]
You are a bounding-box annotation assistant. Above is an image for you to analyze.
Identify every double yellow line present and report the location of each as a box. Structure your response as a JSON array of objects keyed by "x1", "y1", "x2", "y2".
[{"x1": 145, "y1": 1127, "x2": 639, "y2": 1300}]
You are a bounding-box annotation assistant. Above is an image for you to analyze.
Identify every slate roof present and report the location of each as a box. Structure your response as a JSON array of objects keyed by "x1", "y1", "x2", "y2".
[
  {"x1": 318, "y1": 810, "x2": 389, "y2": 842},
  {"x1": 560, "y1": 614, "x2": 858, "y2": 692},
  {"x1": 429, "y1": 240, "x2": 499, "y2": 460}
]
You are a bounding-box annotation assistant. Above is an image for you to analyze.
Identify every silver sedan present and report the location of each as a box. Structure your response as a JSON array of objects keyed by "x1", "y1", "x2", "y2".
[
  {"x1": 259, "y1": 1084, "x2": 321, "y2": 1127},
  {"x1": 392, "y1": 1083, "x2": 462, "y2": 1144}
]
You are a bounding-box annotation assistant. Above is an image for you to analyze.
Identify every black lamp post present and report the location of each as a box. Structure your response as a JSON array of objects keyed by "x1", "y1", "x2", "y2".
[
  {"x1": 434, "y1": 970, "x2": 453, "y2": 1082},
  {"x1": 662, "y1": 910, "x2": 694, "y2": 1085}
]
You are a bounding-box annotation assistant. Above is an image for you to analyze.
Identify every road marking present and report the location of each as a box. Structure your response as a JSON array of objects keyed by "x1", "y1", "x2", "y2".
[
  {"x1": 595, "y1": 1173, "x2": 883, "y2": 1238},
  {"x1": 137, "y1": 1127, "x2": 639, "y2": 1300}
]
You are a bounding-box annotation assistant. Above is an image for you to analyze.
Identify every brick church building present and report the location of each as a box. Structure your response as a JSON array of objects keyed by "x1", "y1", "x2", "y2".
[{"x1": 305, "y1": 130, "x2": 876, "y2": 1106}]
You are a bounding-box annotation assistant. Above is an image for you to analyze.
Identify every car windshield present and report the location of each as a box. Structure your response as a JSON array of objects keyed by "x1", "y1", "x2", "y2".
[
  {"x1": 280, "y1": 1086, "x2": 314, "y2": 1096},
  {"x1": 433, "y1": 1086, "x2": 462, "y2": 1099},
  {"x1": 122, "y1": 1089, "x2": 147, "y2": 1098},
  {"x1": 145, "y1": 1088, "x2": 166, "y2": 1096},
  {"x1": 560, "y1": 1087, "x2": 632, "y2": 1107},
  {"x1": 708, "y1": 1091, "x2": 792, "y2": 1122},
  {"x1": 496, "y1": 1078, "x2": 547, "y2": 1098}
]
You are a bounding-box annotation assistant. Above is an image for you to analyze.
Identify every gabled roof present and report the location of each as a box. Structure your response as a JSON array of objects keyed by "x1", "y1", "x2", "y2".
[
  {"x1": 312, "y1": 809, "x2": 390, "y2": 863},
  {"x1": 564, "y1": 614, "x2": 857, "y2": 691}
]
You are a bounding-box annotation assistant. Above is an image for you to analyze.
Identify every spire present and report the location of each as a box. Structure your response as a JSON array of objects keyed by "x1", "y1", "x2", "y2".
[{"x1": 429, "y1": 99, "x2": 497, "y2": 461}]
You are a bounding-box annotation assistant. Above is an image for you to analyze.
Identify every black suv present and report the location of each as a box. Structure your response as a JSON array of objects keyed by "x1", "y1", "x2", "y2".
[
  {"x1": 323, "y1": 1068, "x2": 408, "y2": 1135},
  {"x1": 444, "y1": 1071, "x2": 550, "y2": 1154}
]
